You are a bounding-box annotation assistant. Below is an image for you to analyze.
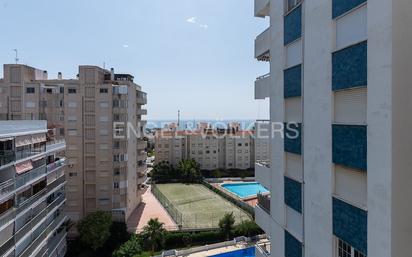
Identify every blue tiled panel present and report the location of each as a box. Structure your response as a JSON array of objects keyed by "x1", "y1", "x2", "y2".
[
  {"x1": 284, "y1": 5, "x2": 302, "y2": 45},
  {"x1": 332, "y1": 125, "x2": 367, "y2": 171},
  {"x1": 332, "y1": 41, "x2": 367, "y2": 91},
  {"x1": 284, "y1": 123, "x2": 301, "y2": 155},
  {"x1": 285, "y1": 230, "x2": 302, "y2": 257},
  {"x1": 284, "y1": 65, "x2": 302, "y2": 98},
  {"x1": 333, "y1": 0, "x2": 367, "y2": 19},
  {"x1": 333, "y1": 198, "x2": 367, "y2": 255},
  {"x1": 284, "y1": 177, "x2": 302, "y2": 213}
]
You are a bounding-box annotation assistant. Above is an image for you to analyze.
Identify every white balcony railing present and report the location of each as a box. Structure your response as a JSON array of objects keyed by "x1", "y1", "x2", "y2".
[
  {"x1": 255, "y1": 28, "x2": 270, "y2": 61},
  {"x1": 255, "y1": 161, "x2": 271, "y2": 190},
  {"x1": 255, "y1": 203, "x2": 271, "y2": 237},
  {"x1": 255, "y1": 241, "x2": 271, "y2": 257},
  {"x1": 255, "y1": 74, "x2": 271, "y2": 99},
  {"x1": 255, "y1": 0, "x2": 270, "y2": 18}
]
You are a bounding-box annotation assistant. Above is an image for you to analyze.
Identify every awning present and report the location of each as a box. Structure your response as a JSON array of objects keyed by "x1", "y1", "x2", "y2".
[
  {"x1": 32, "y1": 134, "x2": 46, "y2": 144},
  {"x1": 15, "y1": 160, "x2": 33, "y2": 174},
  {"x1": 0, "y1": 137, "x2": 13, "y2": 142},
  {"x1": 15, "y1": 135, "x2": 32, "y2": 148}
]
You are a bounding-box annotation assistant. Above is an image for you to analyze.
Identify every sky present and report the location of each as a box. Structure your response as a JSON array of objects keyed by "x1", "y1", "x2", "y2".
[{"x1": 0, "y1": 0, "x2": 269, "y2": 120}]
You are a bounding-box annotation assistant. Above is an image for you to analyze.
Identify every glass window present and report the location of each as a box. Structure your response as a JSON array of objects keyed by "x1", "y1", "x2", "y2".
[{"x1": 26, "y1": 87, "x2": 35, "y2": 94}]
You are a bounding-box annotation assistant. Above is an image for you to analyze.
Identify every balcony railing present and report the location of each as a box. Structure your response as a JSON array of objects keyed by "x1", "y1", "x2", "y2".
[
  {"x1": 0, "y1": 151, "x2": 15, "y2": 166},
  {"x1": 257, "y1": 193, "x2": 271, "y2": 214},
  {"x1": 46, "y1": 140, "x2": 66, "y2": 153},
  {"x1": 255, "y1": 161, "x2": 271, "y2": 190},
  {"x1": 256, "y1": 241, "x2": 271, "y2": 257},
  {"x1": 15, "y1": 165, "x2": 47, "y2": 189},
  {"x1": 46, "y1": 158, "x2": 66, "y2": 173},
  {"x1": 19, "y1": 212, "x2": 66, "y2": 257},
  {"x1": 0, "y1": 208, "x2": 15, "y2": 228},
  {"x1": 0, "y1": 179, "x2": 14, "y2": 198},
  {"x1": 255, "y1": 0, "x2": 270, "y2": 18},
  {"x1": 255, "y1": 28, "x2": 270, "y2": 61},
  {"x1": 255, "y1": 73, "x2": 271, "y2": 100}
]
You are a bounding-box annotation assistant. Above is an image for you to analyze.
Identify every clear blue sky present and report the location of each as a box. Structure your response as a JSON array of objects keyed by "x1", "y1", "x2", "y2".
[{"x1": 0, "y1": 0, "x2": 269, "y2": 120}]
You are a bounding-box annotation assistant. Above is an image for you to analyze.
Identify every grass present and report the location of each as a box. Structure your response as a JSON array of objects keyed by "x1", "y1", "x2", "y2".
[{"x1": 156, "y1": 183, "x2": 251, "y2": 229}]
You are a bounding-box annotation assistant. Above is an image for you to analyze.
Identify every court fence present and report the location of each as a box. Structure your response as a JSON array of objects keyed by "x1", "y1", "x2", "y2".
[{"x1": 151, "y1": 184, "x2": 251, "y2": 229}]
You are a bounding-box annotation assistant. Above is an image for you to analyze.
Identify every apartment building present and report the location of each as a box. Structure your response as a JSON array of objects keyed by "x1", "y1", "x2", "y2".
[
  {"x1": 253, "y1": 0, "x2": 412, "y2": 257},
  {"x1": 0, "y1": 120, "x2": 67, "y2": 257},
  {"x1": 155, "y1": 125, "x2": 269, "y2": 171},
  {"x1": 0, "y1": 64, "x2": 148, "y2": 223}
]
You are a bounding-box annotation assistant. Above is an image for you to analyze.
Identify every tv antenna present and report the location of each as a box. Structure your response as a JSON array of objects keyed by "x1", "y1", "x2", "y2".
[{"x1": 13, "y1": 49, "x2": 19, "y2": 64}]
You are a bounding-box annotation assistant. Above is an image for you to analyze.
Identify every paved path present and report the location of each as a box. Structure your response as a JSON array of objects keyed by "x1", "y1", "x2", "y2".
[{"x1": 127, "y1": 186, "x2": 178, "y2": 233}]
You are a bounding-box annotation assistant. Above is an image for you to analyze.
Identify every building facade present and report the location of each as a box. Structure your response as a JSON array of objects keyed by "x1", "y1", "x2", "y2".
[
  {"x1": 0, "y1": 120, "x2": 67, "y2": 257},
  {"x1": 253, "y1": 0, "x2": 412, "y2": 257},
  {"x1": 155, "y1": 124, "x2": 270, "y2": 171},
  {"x1": 0, "y1": 64, "x2": 148, "y2": 223}
]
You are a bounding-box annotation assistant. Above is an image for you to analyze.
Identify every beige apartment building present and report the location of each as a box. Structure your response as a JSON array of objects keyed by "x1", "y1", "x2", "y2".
[
  {"x1": 0, "y1": 64, "x2": 147, "y2": 223},
  {"x1": 155, "y1": 122, "x2": 270, "y2": 171}
]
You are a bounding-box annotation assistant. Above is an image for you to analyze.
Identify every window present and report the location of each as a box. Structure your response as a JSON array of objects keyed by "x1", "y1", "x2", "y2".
[
  {"x1": 337, "y1": 239, "x2": 366, "y2": 257},
  {"x1": 100, "y1": 88, "x2": 108, "y2": 93},
  {"x1": 59, "y1": 87, "x2": 64, "y2": 94},
  {"x1": 26, "y1": 87, "x2": 35, "y2": 94},
  {"x1": 114, "y1": 182, "x2": 119, "y2": 189},
  {"x1": 69, "y1": 172, "x2": 78, "y2": 177},
  {"x1": 68, "y1": 88, "x2": 77, "y2": 94}
]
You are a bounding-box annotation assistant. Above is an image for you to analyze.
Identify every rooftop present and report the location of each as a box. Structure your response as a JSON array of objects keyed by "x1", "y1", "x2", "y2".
[{"x1": 0, "y1": 120, "x2": 47, "y2": 138}]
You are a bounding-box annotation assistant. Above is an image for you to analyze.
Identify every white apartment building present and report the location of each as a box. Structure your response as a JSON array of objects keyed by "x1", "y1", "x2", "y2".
[
  {"x1": 0, "y1": 64, "x2": 147, "y2": 223},
  {"x1": 253, "y1": 0, "x2": 412, "y2": 257},
  {"x1": 155, "y1": 126, "x2": 269, "y2": 171},
  {"x1": 0, "y1": 120, "x2": 67, "y2": 257}
]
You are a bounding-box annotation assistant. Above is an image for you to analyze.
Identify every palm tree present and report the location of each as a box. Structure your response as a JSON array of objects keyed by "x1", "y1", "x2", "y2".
[
  {"x1": 219, "y1": 212, "x2": 235, "y2": 240},
  {"x1": 142, "y1": 218, "x2": 166, "y2": 254}
]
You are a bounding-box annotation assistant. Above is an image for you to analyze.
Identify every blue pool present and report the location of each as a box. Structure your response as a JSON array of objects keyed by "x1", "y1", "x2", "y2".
[
  {"x1": 209, "y1": 247, "x2": 255, "y2": 257},
  {"x1": 221, "y1": 182, "x2": 269, "y2": 199}
]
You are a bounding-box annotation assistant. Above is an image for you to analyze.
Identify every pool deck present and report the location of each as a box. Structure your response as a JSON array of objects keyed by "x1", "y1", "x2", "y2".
[
  {"x1": 126, "y1": 185, "x2": 178, "y2": 233},
  {"x1": 187, "y1": 245, "x2": 240, "y2": 257}
]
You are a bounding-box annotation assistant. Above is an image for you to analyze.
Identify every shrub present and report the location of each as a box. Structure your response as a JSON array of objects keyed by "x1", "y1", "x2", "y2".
[{"x1": 113, "y1": 235, "x2": 142, "y2": 257}]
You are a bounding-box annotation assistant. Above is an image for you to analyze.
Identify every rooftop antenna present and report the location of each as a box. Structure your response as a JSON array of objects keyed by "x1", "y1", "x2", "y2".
[
  {"x1": 177, "y1": 110, "x2": 180, "y2": 128},
  {"x1": 13, "y1": 49, "x2": 19, "y2": 64}
]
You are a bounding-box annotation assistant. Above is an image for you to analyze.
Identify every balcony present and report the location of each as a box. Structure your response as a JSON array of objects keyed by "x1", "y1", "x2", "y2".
[
  {"x1": 0, "y1": 151, "x2": 15, "y2": 166},
  {"x1": 46, "y1": 140, "x2": 66, "y2": 153},
  {"x1": 255, "y1": 194, "x2": 271, "y2": 236},
  {"x1": 255, "y1": 74, "x2": 271, "y2": 100},
  {"x1": 255, "y1": 241, "x2": 271, "y2": 257},
  {"x1": 136, "y1": 92, "x2": 147, "y2": 105},
  {"x1": 255, "y1": 28, "x2": 270, "y2": 61},
  {"x1": 136, "y1": 108, "x2": 147, "y2": 115},
  {"x1": 46, "y1": 158, "x2": 66, "y2": 173},
  {"x1": 255, "y1": 0, "x2": 270, "y2": 18},
  {"x1": 15, "y1": 165, "x2": 47, "y2": 189},
  {"x1": 0, "y1": 179, "x2": 14, "y2": 200},
  {"x1": 255, "y1": 161, "x2": 271, "y2": 190}
]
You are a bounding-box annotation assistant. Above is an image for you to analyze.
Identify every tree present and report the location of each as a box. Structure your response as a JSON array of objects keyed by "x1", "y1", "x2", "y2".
[
  {"x1": 77, "y1": 211, "x2": 112, "y2": 251},
  {"x1": 177, "y1": 159, "x2": 200, "y2": 181},
  {"x1": 234, "y1": 220, "x2": 262, "y2": 237},
  {"x1": 112, "y1": 235, "x2": 142, "y2": 257},
  {"x1": 219, "y1": 212, "x2": 235, "y2": 240},
  {"x1": 142, "y1": 218, "x2": 166, "y2": 254},
  {"x1": 152, "y1": 161, "x2": 175, "y2": 181}
]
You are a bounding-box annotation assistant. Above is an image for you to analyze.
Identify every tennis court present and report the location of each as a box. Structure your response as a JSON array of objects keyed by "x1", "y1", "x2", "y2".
[{"x1": 154, "y1": 183, "x2": 251, "y2": 229}]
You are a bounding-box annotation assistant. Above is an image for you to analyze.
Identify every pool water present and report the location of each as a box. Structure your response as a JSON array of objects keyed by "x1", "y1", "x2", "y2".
[
  {"x1": 221, "y1": 182, "x2": 269, "y2": 199},
  {"x1": 209, "y1": 247, "x2": 255, "y2": 257}
]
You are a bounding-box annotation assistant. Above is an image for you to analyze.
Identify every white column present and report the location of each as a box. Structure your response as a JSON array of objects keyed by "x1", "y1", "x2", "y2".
[{"x1": 302, "y1": 0, "x2": 334, "y2": 256}]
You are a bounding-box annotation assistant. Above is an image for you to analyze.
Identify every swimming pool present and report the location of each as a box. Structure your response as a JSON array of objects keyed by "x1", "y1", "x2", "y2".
[
  {"x1": 221, "y1": 182, "x2": 269, "y2": 199},
  {"x1": 209, "y1": 247, "x2": 255, "y2": 257}
]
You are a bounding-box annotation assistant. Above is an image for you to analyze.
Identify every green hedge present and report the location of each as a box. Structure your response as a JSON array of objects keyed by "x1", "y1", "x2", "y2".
[{"x1": 201, "y1": 181, "x2": 255, "y2": 218}]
